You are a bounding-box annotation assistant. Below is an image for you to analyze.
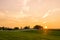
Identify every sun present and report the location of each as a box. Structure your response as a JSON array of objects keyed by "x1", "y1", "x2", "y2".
[{"x1": 44, "y1": 26, "x2": 48, "y2": 29}]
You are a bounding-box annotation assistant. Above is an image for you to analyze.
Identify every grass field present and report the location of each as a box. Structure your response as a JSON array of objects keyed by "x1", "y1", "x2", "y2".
[{"x1": 0, "y1": 29, "x2": 60, "y2": 40}]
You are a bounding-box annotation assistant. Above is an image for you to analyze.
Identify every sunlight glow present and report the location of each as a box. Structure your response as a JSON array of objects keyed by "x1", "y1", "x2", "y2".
[
  {"x1": 44, "y1": 26, "x2": 48, "y2": 29},
  {"x1": 0, "y1": 0, "x2": 60, "y2": 28}
]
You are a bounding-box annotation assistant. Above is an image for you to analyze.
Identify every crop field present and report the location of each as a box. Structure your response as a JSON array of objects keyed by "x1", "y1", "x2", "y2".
[{"x1": 0, "y1": 29, "x2": 60, "y2": 40}]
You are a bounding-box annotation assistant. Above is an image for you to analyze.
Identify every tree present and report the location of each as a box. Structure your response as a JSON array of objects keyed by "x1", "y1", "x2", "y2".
[
  {"x1": 1, "y1": 27, "x2": 12, "y2": 30},
  {"x1": 14, "y1": 27, "x2": 19, "y2": 30},
  {"x1": 24, "y1": 26, "x2": 30, "y2": 29},
  {"x1": 33, "y1": 25, "x2": 43, "y2": 30},
  {"x1": 1, "y1": 27, "x2": 5, "y2": 30},
  {"x1": 6, "y1": 28, "x2": 13, "y2": 30},
  {"x1": 0, "y1": 27, "x2": 2, "y2": 30}
]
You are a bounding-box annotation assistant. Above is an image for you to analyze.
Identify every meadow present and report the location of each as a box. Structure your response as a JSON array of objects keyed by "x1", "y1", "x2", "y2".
[{"x1": 0, "y1": 29, "x2": 60, "y2": 40}]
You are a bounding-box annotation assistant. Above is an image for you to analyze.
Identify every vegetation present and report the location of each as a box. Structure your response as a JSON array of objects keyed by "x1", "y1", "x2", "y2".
[
  {"x1": 0, "y1": 30, "x2": 60, "y2": 40},
  {"x1": 0, "y1": 25, "x2": 43, "y2": 30},
  {"x1": 33, "y1": 25, "x2": 43, "y2": 30},
  {"x1": 0, "y1": 25, "x2": 60, "y2": 40},
  {"x1": 24, "y1": 26, "x2": 30, "y2": 29},
  {"x1": 14, "y1": 27, "x2": 19, "y2": 30}
]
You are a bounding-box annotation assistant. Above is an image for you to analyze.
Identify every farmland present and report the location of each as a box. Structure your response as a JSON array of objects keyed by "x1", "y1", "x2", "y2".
[{"x1": 0, "y1": 29, "x2": 60, "y2": 40}]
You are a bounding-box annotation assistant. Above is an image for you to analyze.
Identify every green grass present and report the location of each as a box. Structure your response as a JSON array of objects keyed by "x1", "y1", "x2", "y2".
[{"x1": 0, "y1": 30, "x2": 60, "y2": 40}]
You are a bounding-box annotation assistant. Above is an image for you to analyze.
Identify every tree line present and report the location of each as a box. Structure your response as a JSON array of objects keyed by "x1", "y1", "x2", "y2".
[{"x1": 0, "y1": 25, "x2": 43, "y2": 30}]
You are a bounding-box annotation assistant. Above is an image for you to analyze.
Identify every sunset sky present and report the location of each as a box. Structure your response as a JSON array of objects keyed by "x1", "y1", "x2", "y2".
[{"x1": 0, "y1": 0, "x2": 60, "y2": 29}]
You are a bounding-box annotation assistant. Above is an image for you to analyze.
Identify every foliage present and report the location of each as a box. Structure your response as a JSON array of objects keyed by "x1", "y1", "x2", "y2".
[
  {"x1": 33, "y1": 25, "x2": 43, "y2": 30},
  {"x1": 0, "y1": 30, "x2": 60, "y2": 40},
  {"x1": 24, "y1": 26, "x2": 30, "y2": 29},
  {"x1": 14, "y1": 27, "x2": 19, "y2": 30}
]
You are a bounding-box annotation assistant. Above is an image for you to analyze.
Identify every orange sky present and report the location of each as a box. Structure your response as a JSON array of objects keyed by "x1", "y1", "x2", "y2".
[{"x1": 0, "y1": 0, "x2": 60, "y2": 29}]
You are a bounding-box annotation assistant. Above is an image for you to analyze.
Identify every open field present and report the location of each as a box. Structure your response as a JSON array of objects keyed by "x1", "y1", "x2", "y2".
[{"x1": 0, "y1": 29, "x2": 60, "y2": 40}]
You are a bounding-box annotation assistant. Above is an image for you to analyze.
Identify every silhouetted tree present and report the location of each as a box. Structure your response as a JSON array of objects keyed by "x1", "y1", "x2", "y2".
[
  {"x1": 24, "y1": 26, "x2": 30, "y2": 29},
  {"x1": 7, "y1": 28, "x2": 13, "y2": 30},
  {"x1": 1, "y1": 27, "x2": 5, "y2": 30},
  {"x1": 0, "y1": 26, "x2": 13, "y2": 30},
  {"x1": 33, "y1": 25, "x2": 43, "y2": 30},
  {"x1": 14, "y1": 27, "x2": 19, "y2": 30},
  {"x1": 0, "y1": 27, "x2": 2, "y2": 30},
  {"x1": 0, "y1": 26, "x2": 7, "y2": 30}
]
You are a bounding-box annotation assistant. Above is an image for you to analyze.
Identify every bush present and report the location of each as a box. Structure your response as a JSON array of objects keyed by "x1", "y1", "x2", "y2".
[
  {"x1": 14, "y1": 27, "x2": 19, "y2": 30},
  {"x1": 24, "y1": 26, "x2": 30, "y2": 29},
  {"x1": 33, "y1": 25, "x2": 43, "y2": 30}
]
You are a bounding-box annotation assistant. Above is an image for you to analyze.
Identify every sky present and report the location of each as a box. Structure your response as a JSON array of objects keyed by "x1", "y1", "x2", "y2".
[{"x1": 0, "y1": 0, "x2": 60, "y2": 29}]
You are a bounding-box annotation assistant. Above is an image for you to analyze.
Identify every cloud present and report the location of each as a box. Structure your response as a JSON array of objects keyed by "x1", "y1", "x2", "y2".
[
  {"x1": 42, "y1": 8, "x2": 60, "y2": 19},
  {"x1": 42, "y1": 10, "x2": 52, "y2": 18}
]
